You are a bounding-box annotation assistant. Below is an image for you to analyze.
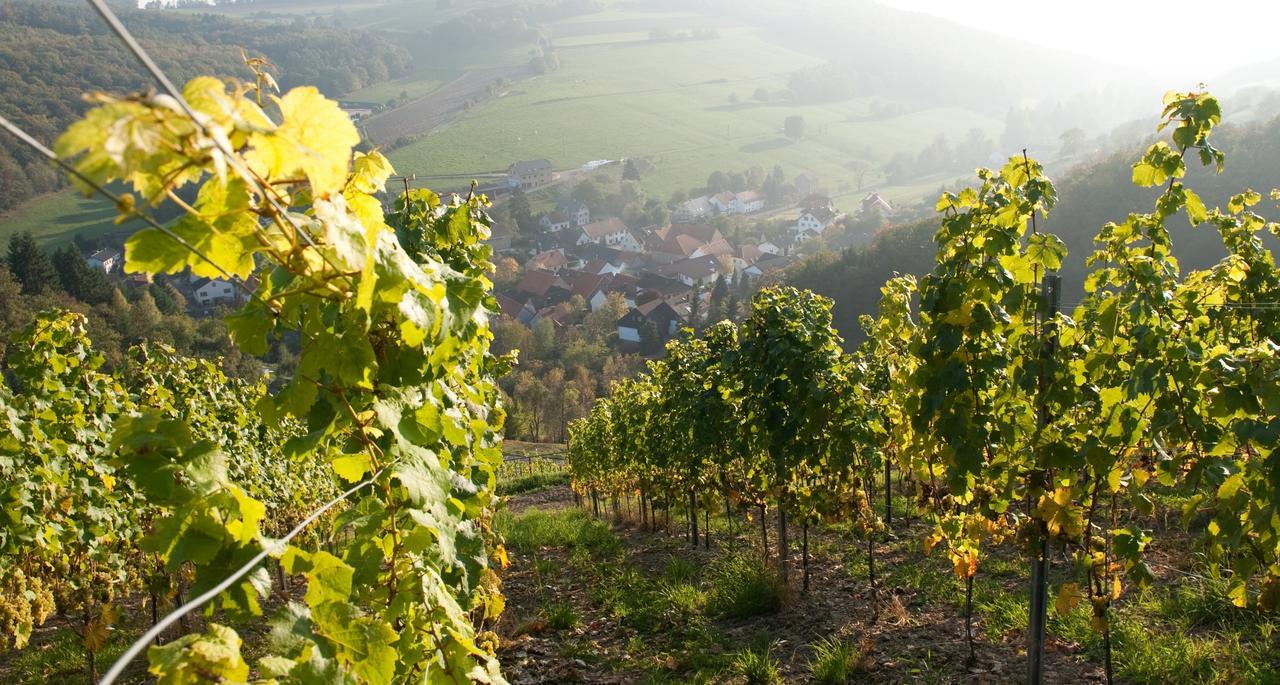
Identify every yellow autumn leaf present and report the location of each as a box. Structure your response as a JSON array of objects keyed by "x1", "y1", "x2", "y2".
[
  {"x1": 84, "y1": 606, "x2": 118, "y2": 653},
  {"x1": 102, "y1": 473, "x2": 116, "y2": 491},
  {"x1": 1132, "y1": 467, "x2": 1150, "y2": 487},
  {"x1": 922, "y1": 533, "x2": 942, "y2": 556},
  {"x1": 950, "y1": 549, "x2": 978, "y2": 579},
  {"x1": 59, "y1": 497, "x2": 73, "y2": 514},
  {"x1": 1054, "y1": 582, "x2": 1082, "y2": 615},
  {"x1": 494, "y1": 545, "x2": 510, "y2": 570},
  {"x1": 248, "y1": 86, "x2": 359, "y2": 197},
  {"x1": 1036, "y1": 487, "x2": 1083, "y2": 539}
]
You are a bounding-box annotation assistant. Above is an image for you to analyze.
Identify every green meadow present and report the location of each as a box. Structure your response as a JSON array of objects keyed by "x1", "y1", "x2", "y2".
[
  {"x1": 0, "y1": 6, "x2": 1001, "y2": 250},
  {"x1": 388, "y1": 21, "x2": 1001, "y2": 202},
  {"x1": 0, "y1": 190, "x2": 141, "y2": 249}
]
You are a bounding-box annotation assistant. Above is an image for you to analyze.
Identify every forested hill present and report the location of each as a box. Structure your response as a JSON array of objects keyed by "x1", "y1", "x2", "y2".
[
  {"x1": 0, "y1": 0, "x2": 410, "y2": 212},
  {"x1": 786, "y1": 113, "x2": 1280, "y2": 345}
]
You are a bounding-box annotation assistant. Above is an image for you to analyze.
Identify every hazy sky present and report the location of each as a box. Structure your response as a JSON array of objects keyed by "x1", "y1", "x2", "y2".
[{"x1": 876, "y1": 0, "x2": 1280, "y2": 80}]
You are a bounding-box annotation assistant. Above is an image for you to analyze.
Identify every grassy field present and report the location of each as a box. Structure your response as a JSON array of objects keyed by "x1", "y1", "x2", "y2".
[
  {"x1": 0, "y1": 190, "x2": 142, "y2": 249},
  {"x1": 348, "y1": 35, "x2": 534, "y2": 105},
  {"x1": 388, "y1": 16, "x2": 1002, "y2": 202},
  {"x1": 0, "y1": 6, "x2": 999, "y2": 249}
]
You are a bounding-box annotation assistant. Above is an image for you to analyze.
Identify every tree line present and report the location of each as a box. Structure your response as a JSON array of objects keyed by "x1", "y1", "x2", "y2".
[{"x1": 1, "y1": 232, "x2": 269, "y2": 378}]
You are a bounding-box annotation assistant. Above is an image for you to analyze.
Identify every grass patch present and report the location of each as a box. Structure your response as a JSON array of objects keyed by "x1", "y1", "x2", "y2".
[
  {"x1": 387, "y1": 25, "x2": 1000, "y2": 202},
  {"x1": 731, "y1": 642, "x2": 780, "y2": 685},
  {"x1": 0, "y1": 189, "x2": 140, "y2": 250},
  {"x1": 496, "y1": 508, "x2": 619, "y2": 557},
  {"x1": 664, "y1": 557, "x2": 697, "y2": 584},
  {"x1": 808, "y1": 635, "x2": 864, "y2": 684},
  {"x1": 496, "y1": 470, "x2": 569, "y2": 496},
  {"x1": 592, "y1": 565, "x2": 707, "y2": 635},
  {"x1": 543, "y1": 602, "x2": 581, "y2": 630},
  {"x1": 704, "y1": 552, "x2": 783, "y2": 619}
]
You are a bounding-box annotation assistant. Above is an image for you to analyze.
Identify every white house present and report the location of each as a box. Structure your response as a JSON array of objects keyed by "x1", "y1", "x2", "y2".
[
  {"x1": 192, "y1": 277, "x2": 237, "y2": 307},
  {"x1": 796, "y1": 206, "x2": 838, "y2": 236},
  {"x1": 555, "y1": 197, "x2": 591, "y2": 227},
  {"x1": 616, "y1": 299, "x2": 681, "y2": 346},
  {"x1": 507, "y1": 159, "x2": 553, "y2": 190},
  {"x1": 860, "y1": 192, "x2": 894, "y2": 216},
  {"x1": 577, "y1": 218, "x2": 635, "y2": 249},
  {"x1": 672, "y1": 196, "x2": 714, "y2": 223},
  {"x1": 711, "y1": 191, "x2": 737, "y2": 214},
  {"x1": 657, "y1": 255, "x2": 722, "y2": 288},
  {"x1": 757, "y1": 240, "x2": 783, "y2": 256},
  {"x1": 583, "y1": 258, "x2": 623, "y2": 276},
  {"x1": 86, "y1": 247, "x2": 121, "y2": 273},
  {"x1": 795, "y1": 228, "x2": 823, "y2": 244},
  {"x1": 735, "y1": 190, "x2": 765, "y2": 214},
  {"x1": 540, "y1": 212, "x2": 571, "y2": 232}
]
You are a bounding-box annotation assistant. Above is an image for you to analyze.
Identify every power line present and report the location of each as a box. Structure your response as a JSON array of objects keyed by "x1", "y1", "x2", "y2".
[{"x1": 97, "y1": 469, "x2": 383, "y2": 685}]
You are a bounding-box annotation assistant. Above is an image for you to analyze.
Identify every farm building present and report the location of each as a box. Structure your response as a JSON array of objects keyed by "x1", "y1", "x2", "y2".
[{"x1": 507, "y1": 159, "x2": 553, "y2": 190}]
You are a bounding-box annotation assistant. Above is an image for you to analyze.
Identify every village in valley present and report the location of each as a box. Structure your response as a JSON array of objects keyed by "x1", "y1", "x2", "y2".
[
  {"x1": 489, "y1": 158, "x2": 893, "y2": 355},
  {"x1": 49, "y1": 155, "x2": 890, "y2": 348}
]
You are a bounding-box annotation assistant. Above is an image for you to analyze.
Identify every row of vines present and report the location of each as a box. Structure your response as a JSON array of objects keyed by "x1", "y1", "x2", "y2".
[
  {"x1": 1, "y1": 37, "x2": 511, "y2": 685},
  {"x1": 567, "y1": 91, "x2": 1280, "y2": 683}
]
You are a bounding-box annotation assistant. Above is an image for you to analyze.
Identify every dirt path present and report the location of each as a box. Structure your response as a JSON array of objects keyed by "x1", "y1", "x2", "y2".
[{"x1": 362, "y1": 65, "x2": 531, "y2": 144}]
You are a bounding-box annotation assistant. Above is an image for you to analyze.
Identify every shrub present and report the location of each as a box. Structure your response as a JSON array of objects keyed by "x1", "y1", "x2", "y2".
[
  {"x1": 705, "y1": 552, "x2": 783, "y2": 618},
  {"x1": 497, "y1": 470, "x2": 570, "y2": 496}
]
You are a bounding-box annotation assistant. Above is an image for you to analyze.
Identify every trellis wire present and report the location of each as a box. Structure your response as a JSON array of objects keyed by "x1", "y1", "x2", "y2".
[
  {"x1": 85, "y1": 0, "x2": 351, "y2": 280},
  {"x1": 0, "y1": 112, "x2": 270, "y2": 310}
]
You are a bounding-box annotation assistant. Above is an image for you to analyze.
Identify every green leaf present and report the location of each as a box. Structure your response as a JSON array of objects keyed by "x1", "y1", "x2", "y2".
[
  {"x1": 1217, "y1": 473, "x2": 1245, "y2": 500},
  {"x1": 1184, "y1": 188, "x2": 1207, "y2": 225},
  {"x1": 332, "y1": 454, "x2": 371, "y2": 483},
  {"x1": 249, "y1": 86, "x2": 360, "y2": 196},
  {"x1": 304, "y1": 551, "x2": 354, "y2": 608},
  {"x1": 1026, "y1": 233, "x2": 1067, "y2": 271},
  {"x1": 312, "y1": 602, "x2": 397, "y2": 685},
  {"x1": 1132, "y1": 161, "x2": 1161, "y2": 187},
  {"x1": 148, "y1": 624, "x2": 249, "y2": 685}
]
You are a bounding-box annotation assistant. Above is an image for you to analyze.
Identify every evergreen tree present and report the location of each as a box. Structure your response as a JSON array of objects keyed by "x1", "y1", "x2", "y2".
[
  {"x1": 150, "y1": 282, "x2": 185, "y2": 315},
  {"x1": 6, "y1": 232, "x2": 58, "y2": 296},
  {"x1": 51, "y1": 245, "x2": 113, "y2": 305},
  {"x1": 708, "y1": 274, "x2": 729, "y2": 323},
  {"x1": 508, "y1": 188, "x2": 538, "y2": 236},
  {"x1": 688, "y1": 281, "x2": 702, "y2": 334},
  {"x1": 639, "y1": 320, "x2": 660, "y2": 355},
  {"x1": 622, "y1": 158, "x2": 641, "y2": 181}
]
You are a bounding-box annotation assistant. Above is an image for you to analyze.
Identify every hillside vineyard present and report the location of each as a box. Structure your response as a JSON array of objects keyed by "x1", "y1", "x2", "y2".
[
  {"x1": 0, "y1": 1, "x2": 1278, "y2": 683},
  {"x1": 569, "y1": 92, "x2": 1280, "y2": 684},
  {"x1": 2, "y1": 42, "x2": 509, "y2": 684}
]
